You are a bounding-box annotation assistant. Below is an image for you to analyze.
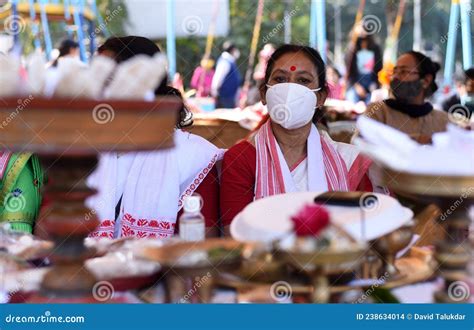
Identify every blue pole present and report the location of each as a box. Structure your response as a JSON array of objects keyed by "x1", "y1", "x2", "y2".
[
  {"x1": 72, "y1": 0, "x2": 87, "y2": 63},
  {"x1": 28, "y1": 0, "x2": 42, "y2": 50},
  {"x1": 39, "y1": 0, "x2": 53, "y2": 60},
  {"x1": 91, "y1": 0, "x2": 110, "y2": 38},
  {"x1": 309, "y1": 0, "x2": 317, "y2": 48},
  {"x1": 166, "y1": 0, "x2": 176, "y2": 78},
  {"x1": 89, "y1": 18, "x2": 96, "y2": 55},
  {"x1": 316, "y1": 0, "x2": 327, "y2": 62},
  {"x1": 459, "y1": 0, "x2": 472, "y2": 69},
  {"x1": 443, "y1": 0, "x2": 460, "y2": 87},
  {"x1": 64, "y1": 0, "x2": 71, "y2": 20},
  {"x1": 10, "y1": 0, "x2": 21, "y2": 55}
]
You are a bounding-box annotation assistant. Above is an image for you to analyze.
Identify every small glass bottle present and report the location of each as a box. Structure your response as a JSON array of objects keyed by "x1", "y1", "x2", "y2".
[{"x1": 179, "y1": 194, "x2": 205, "y2": 242}]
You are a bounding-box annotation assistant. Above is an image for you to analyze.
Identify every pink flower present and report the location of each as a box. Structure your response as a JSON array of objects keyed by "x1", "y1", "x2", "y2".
[{"x1": 291, "y1": 204, "x2": 330, "y2": 237}]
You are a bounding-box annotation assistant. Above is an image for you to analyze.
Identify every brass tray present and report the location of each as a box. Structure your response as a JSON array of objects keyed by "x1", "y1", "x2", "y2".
[
  {"x1": 376, "y1": 166, "x2": 474, "y2": 200},
  {"x1": 216, "y1": 255, "x2": 434, "y2": 296},
  {"x1": 141, "y1": 238, "x2": 257, "y2": 273},
  {"x1": 0, "y1": 97, "x2": 181, "y2": 153}
]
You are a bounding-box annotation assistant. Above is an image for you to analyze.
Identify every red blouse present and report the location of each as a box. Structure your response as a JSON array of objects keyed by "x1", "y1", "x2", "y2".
[
  {"x1": 220, "y1": 141, "x2": 373, "y2": 227},
  {"x1": 220, "y1": 141, "x2": 257, "y2": 227},
  {"x1": 176, "y1": 165, "x2": 219, "y2": 232}
]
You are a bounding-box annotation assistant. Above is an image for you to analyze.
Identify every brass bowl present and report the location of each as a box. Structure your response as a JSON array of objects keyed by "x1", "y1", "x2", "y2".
[
  {"x1": 372, "y1": 225, "x2": 414, "y2": 277},
  {"x1": 376, "y1": 166, "x2": 474, "y2": 202},
  {"x1": 236, "y1": 252, "x2": 285, "y2": 282},
  {"x1": 275, "y1": 242, "x2": 367, "y2": 273}
]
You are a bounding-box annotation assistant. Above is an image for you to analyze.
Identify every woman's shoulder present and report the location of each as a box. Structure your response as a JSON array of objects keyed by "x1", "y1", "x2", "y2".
[
  {"x1": 320, "y1": 131, "x2": 360, "y2": 165},
  {"x1": 176, "y1": 130, "x2": 218, "y2": 150},
  {"x1": 175, "y1": 130, "x2": 225, "y2": 158},
  {"x1": 223, "y1": 140, "x2": 256, "y2": 167}
]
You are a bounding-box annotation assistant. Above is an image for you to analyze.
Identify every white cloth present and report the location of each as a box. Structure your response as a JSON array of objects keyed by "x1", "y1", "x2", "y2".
[
  {"x1": 87, "y1": 130, "x2": 224, "y2": 239},
  {"x1": 290, "y1": 158, "x2": 308, "y2": 192},
  {"x1": 356, "y1": 116, "x2": 474, "y2": 175},
  {"x1": 275, "y1": 125, "x2": 328, "y2": 193}
]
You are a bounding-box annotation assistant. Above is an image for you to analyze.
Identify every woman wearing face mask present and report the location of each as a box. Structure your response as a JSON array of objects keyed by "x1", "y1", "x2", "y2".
[
  {"x1": 364, "y1": 51, "x2": 448, "y2": 142},
  {"x1": 220, "y1": 44, "x2": 373, "y2": 230}
]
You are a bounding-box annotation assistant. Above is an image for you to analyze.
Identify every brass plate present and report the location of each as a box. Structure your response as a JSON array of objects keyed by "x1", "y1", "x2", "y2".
[{"x1": 0, "y1": 97, "x2": 180, "y2": 153}]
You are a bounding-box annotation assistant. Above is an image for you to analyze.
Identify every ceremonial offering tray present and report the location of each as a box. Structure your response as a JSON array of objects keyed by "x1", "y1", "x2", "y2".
[
  {"x1": 377, "y1": 166, "x2": 474, "y2": 303},
  {"x1": 274, "y1": 237, "x2": 366, "y2": 303},
  {"x1": 229, "y1": 191, "x2": 424, "y2": 302},
  {"x1": 141, "y1": 238, "x2": 256, "y2": 303},
  {"x1": 1, "y1": 97, "x2": 182, "y2": 303},
  {"x1": 231, "y1": 192, "x2": 414, "y2": 244},
  {"x1": 216, "y1": 247, "x2": 435, "y2": 303},
  {"x1": 141, "y1": 238, "x2": 252, "y2": 271},
  {"x1": 0, "y1": 230, "x2": 53, "y2": 260}
]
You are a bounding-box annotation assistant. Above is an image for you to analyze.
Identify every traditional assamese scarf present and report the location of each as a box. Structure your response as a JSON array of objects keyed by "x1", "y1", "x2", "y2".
[
  {"x1": 254, "y1": 120, "x2": 371, "y2": 199},
  {"x1": 87, "y1": 130, "x2": 224, "y2": 239}
]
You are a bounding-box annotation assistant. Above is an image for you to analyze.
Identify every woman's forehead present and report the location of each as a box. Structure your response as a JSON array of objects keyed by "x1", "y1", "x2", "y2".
[{"x1": 272, "y1": 52, "x2": 318, "y2": 75}]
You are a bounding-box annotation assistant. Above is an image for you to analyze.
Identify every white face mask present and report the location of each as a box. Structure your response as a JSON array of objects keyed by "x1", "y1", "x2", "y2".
[{"x1": 266, "y1": 82, "x2": 321, "y2": 130}]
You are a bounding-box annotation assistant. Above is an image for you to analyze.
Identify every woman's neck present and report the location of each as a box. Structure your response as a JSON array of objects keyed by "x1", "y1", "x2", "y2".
[{"x1": 271, "y1": 122, "x2": 311, "y2": 162}]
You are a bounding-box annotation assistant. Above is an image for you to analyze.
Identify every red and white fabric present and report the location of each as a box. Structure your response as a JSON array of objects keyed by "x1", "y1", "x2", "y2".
[
  {"x1": 254, "y1": 120, "x2": 371, "y2": 200},
  {"x1": 0, "y1": 151, "x2": 12, "y2": 180},
  {"x1": 87, "y1": 130, "x2": 224, "y2": 239}
]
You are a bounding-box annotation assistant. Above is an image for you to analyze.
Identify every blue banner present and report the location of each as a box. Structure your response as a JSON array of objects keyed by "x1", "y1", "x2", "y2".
[{"x1": 0, "y1": 304, "x2": 472, "y2": 330}]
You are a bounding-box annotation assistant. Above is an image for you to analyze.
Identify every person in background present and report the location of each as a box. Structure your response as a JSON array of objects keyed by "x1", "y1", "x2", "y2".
[
  {"x1": 345, "y1": 28, "x2": 382, "y2": 104},
  {"x1": 326, "y1": 65, "x2": 344, "y2": 100},
  {"x1": 253, "y1": 44, "x2": 276, "y2": 81},
  {"x1": 363, "y1": 51, "x2": 448, "y2": 143},
  {"x1": 442, "y1": 68, "x2": 474, "y2": 118},
  {"x1": 211, "y1": 41, "x2": 242, "y2": 108},
  {"x1": 50, "y1": 39, "x2": 80, "y2": 67},
  {"x1": 89, "y1": 36, "x2": 222, "y2": 239},
  {"x1": 0, "y1": 152, "x2": 43, "y2": 233},
  {"x1": 97, "y1": 36, "x2": 168, "y2": 94},
  {"x1": 220, "y1": 44, "x2": 373, "y2": 231},
  {"x1": 190, "y1": 57, "x2": 215, "y2": 97},
  {"x1": 245, "y1": 44, "x2": 276, "y2": 106}
]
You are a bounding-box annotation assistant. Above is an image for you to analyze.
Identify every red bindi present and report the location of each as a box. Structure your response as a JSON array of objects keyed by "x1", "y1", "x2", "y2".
[{"x1": 290, "y1": 65, "x2": 296, "y2": 71}]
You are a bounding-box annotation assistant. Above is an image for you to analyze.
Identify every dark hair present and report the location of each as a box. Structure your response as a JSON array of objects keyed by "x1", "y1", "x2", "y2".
[
  {"x1": 58, "y1": 39, "x2": 79, "y2": 56},
  {"x1": 52, "y1": 39, "x2": 79, "y2": 67},
  {"x1": 355, "y1": 34, "x2": 378, "y2": 52},
  {"x1": 98, "y1": 36, "x2": 161, "y2": 63},
  {"x1": 160, "y1": 86, "x2": 193, "y2": 129},
  {"x1": 347, "y1": 35, "x2": 382, "y2": 85},
  {"x1": 98, "y1": 36, "x2": 168, "y2": 95},
  {"x1": 222, "y1": 40, "x2": 236, "y2": 53},
  {"x1": 403, "y1": 50, "x2": 441, "y2": 97},
  {"x1": 465, "y1": 68, "x2": 474, "y2": 82}
]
